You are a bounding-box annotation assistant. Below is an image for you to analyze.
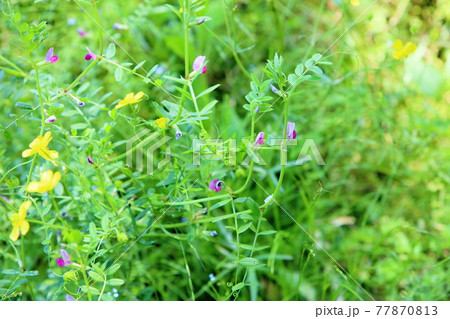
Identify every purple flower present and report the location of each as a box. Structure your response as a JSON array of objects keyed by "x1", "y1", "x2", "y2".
[
  {"x1": 77, "y1": 28, "x2": 87, "y2": 37},
  {"x1": 84, "y1": 47, "x2": 97, "y2": 61},
  {"x1": 254, "y1": 106, "x2": 259, "y2": 113},
  {"x1": 45, "y1": 48, "x2": 59, "y2": 63},
  {"x1": 68, "y1": 93, "x2": 85, "y2": 106},
  {"x1": 209, "y1": 178, "x2": 223, "y2": 192},
  {"x1": 209, "y1": 231, "x2": 218, "y2": 237},
  {"x1": 87, "y1": 156, "x2": 94, "y2": 164},
  {"x1": 174, "y1": 125, "x2": 182, "y2": 140},
  {"x1": 56, "y1": 249, "x2": 72, "y2": 267},
  {"x1": 45, "y1": 115, "x2": 57, "y2": 123},
  {"x1": 197, "y1": 17, "x2": 206, "y2": 25},
  {"x1": 65, "y1": 294, "x2": 75, "y2": 301},
  {"x1": 255, "y1": 132, "x2": 265, "y2": 146},
  {"x1": 286, "y1": 122, "x2": 297, "y2": 139},
  {"x1": 270, "y1": 84, "x2": 280, "y2": 94},
  {"x1": 193, "y1": 56, "x2": 207, "y2": 73}
]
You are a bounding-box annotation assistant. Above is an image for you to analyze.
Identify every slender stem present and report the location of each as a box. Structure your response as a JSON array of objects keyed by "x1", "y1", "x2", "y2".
[
  {"x1": 77, "y1": 250, "x2": 93, "y2": 301},
  {"x1": 27, "y1": 218, "x2": 66, "y2": 230},
  {"x1": 91, "y1": 0, "x2": 103, "y2": 55},
  {"x1": 52, "y1": 59, "x2": 99, "y2": 100},
  {"x1": 187, "y1": 81, "x2": 206, "y2": 132},
  {"x1": 231, "y1": 197, "x2": 240, "y2": 284}
]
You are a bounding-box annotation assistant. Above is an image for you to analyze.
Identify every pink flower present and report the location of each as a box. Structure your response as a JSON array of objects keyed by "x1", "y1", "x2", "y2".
[
  {"x1": 45, "y1": 48, "x2": 59, "y2": 63},
  {"x1": 84, "y1": 47, "x2": 97, "y2": 61},
  {"x1": 193, "y1": 56, "x2": 207, "y2": 74},
  {"x1": 255, "y1": 132, "x2": 265, "y2": 146},
  {"x1": 209, "y1": 178, "x2": 223, "y2": 192},
  {"x1": 56, "y1": 249, "x2": 72, "y2": 267},
  {"x1": 87, "y1": 156, "x2": 94, "y2": 164},
  {"x1": 77, "y1": 28, "x2": 87, "y2": 37},
  {"x1": 286, "y1": 122, "x2": 297, "y2": 139},
  {"x1": 45, "y1": 115, "x2": 56, "y2": 123}
]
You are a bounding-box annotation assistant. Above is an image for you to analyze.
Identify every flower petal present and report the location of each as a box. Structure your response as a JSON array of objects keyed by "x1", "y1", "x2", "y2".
[
  {"x1": 20, "y1": 220, "x2": 30, "y2": 236},
  {"x1": 10, "y1": 226, "x2": 20, "y2": 241},
  {"x1": 134, "y1": 91, "x2": 145, "y2": 100},
  {"x1": 60, "y1": 249, "x2": 71, "y2": 263},
  {"x1": 193, "y1": 56, "x2": 206, "y2": 71},
  {"x1": 22, "y1": 149, "x2": 34, "y2": 158},
  {"x1": 393, "y1": 39, "x2": 403, "y2": 51},
  {"x1": 46, "y1": 48, "x2": 54, "y2": 62},
  {"x1": 27, "y1": 181, "x2": 44, "y2": 193}
]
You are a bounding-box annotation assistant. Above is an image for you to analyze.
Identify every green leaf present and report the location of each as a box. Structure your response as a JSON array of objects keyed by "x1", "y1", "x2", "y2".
[
  {"x1": 232, "y1": 282, "x2": 245, "y2": 291},
  {"x1": 234, "y1": 257, "x2": 259, "y2": 266},
  {"x1": 2, "y1": 269, "x2": 19, "y2": 275},
  {"x1": 295, "y1": 63, "x2": 304, "y2": 76},
  {"x1": 238, "y1": 222, "x2": 253, "y2": 234},
  {"x1": 88, "y1": 271, "x2": 104, "y2": 282},
  {"x1": 15, "y1": 102, "x2": 32, "y2": 110},
  {"x1": 259, "y1": 230, "x2": 277, "y2": 236},
  {"x1": 197, "y1": 84, "x2": 221, "y2": 99},
  {"x1": 101, "y1": 215, "x2": 110, "y2": 231},
  {"x1": 20, "y1": 271, "x2": 39, "y2": 277},
  {"x1": 210, "y1": 199, "x2": 231, "y2": 211},
  {"x1": 106, "y1": 264, "x2": 121, "y2": 275},
  {"x1": 105, "y1": 43, "x2": 116, "y2": 59},
  {"x1": 245, "y1": 197, "x2": 260, "y2": 215},
  {"x1": 114, "y1": 67, "x2": 124, "y2": 82},
  {"x1": 310, "y1": 66, "x2": 323, "y2": 75},
  {"x1": 107, "y1": 278, "x2": 125, "y2": 286}
]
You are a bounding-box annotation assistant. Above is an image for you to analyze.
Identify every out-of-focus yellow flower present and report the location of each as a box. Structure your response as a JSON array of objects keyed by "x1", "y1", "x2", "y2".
[
  {"x1": 393, "y1": 39, "x2": 417, "y2": 60},
  {"x1": 22, "y1": 131, "x2": 59, "y2": 162},
  {"x1": 115, "y1": 91, "x2": 144, "y2": 109},
  {"x1": 10, "y1": 201, "x2": 32, "y2": 241},
  {"x1": 179, "y1": 8, "x2": 183, "y2": 13},
  {"x1": 351, "y1": 0, "x2": 360, "y2": 6},
  {"x1": 27, "y1": 170, "x2": 61, "y2": 193},
  {"x1": 156, "y1": 117, "x2": 170, "y2": 128}
]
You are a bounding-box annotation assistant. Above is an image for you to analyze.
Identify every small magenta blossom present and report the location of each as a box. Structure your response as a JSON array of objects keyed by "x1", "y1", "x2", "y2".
[
  {"x1": 84, "y1": 47, "x2": 97, "y2": 61},
  {"x1": 77, "y1": 28, "x2": 87, "y2": 37},
  {"x1": 45, "y1": 48, "x2": 59, "y2": 63},
  {"x1": 87, "y1": 156, "x2": 94, "y2": 164},
  {"x1": 286, "y1": 122, "x2": 297, "y2": 139},
  {"x1": 56, "y1": 249, "x2": 72, "y2": 267},
  {"x1": 45, "y1": 115, "x2": 56, "y2": 123},
  {"x1": 192, "y1": 56, "x2": 207, "y2": 74},
  {"x1": 255, "y1": 132, "x2": 265, "y2": 146},
  {"x1": 209, "y1": 178, "x2": 223, "y2": 192},
  {"x1": 65, "y1": 294, "x2": 75, "y2": 301}
]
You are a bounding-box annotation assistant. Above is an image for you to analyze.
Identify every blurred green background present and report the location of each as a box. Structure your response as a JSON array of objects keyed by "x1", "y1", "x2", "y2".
[{"x1": 0, "y1": 0, "x2": 449, "y2": 300}]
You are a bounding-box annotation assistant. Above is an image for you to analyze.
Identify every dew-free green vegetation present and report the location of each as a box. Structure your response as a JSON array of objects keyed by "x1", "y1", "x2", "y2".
[{"x1": 0, "y1": 0, "x2": 448, "y2": 301}]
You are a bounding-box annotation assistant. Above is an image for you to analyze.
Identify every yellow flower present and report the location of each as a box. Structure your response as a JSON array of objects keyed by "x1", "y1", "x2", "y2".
[
  {"x1": 392, "y1": 39, "x2": 417, "y2": 60},
  {"x1": 115, "y1": 91, "x2": 144, "y2": 109},
  {"x1": 10, "y1": 201, "x2": 32, "y2": 241},
  {"x1": 22, "y1": 131, "x2": 59, "y2": 162},
  {"x1": 155, "y1": 117, "x2": 170, "y2": 128},
  {"x1": 351, "y1": 0, "x2": 360, "y2": 6},
  {"x1": 27, "y1": 170, "x2": 61, "y2": 193}
]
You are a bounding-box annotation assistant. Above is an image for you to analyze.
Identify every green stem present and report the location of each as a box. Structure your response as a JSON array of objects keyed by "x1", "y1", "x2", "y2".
[
  {"x1": 187, "y1": 80, "x2": 206, "y2": 132},
  {"x1": 91, "y1": 0, "x2": 103, "y2": 55},
  {"x1": 77, "y1": 250, "x2": 93, "y2": 301},
  {"x1": 231, "y1": 197, "x2": 240, "y2": 284}
]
